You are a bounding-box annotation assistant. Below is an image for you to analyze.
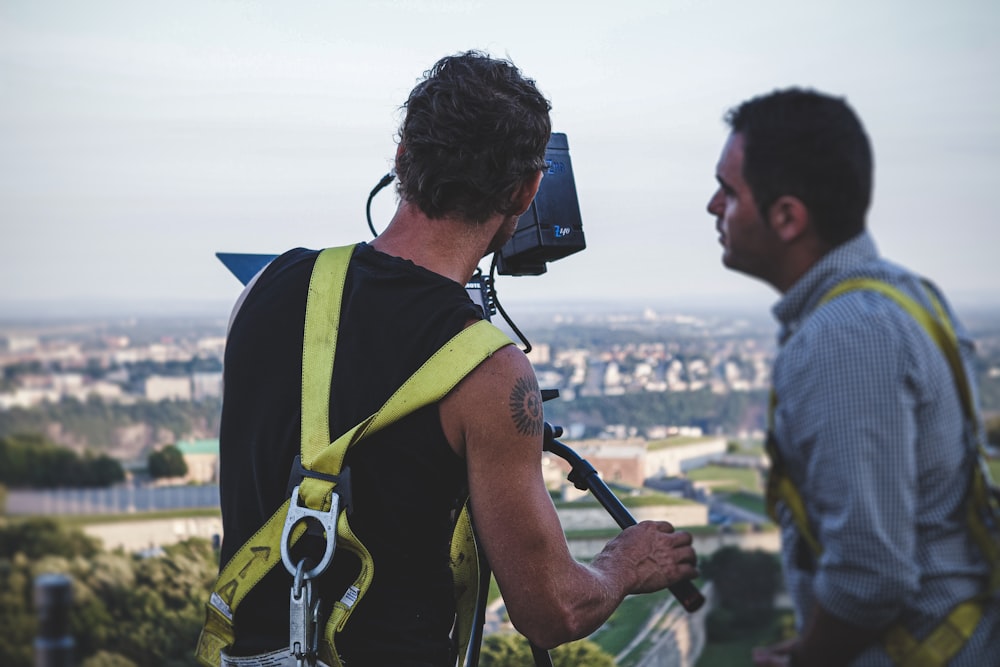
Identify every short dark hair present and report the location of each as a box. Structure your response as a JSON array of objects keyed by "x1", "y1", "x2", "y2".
[
  {"x1": 395, "y1": 50, "x2": 552, "y2": 223},
  {"x1": 725, "y1": 88, "x2": 873, "y2": 246}
]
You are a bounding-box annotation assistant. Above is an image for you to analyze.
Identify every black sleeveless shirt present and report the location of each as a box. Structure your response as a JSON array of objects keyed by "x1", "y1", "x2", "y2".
[{"x1": 219, "y1": 243, "x2": 483, "y2": 665}]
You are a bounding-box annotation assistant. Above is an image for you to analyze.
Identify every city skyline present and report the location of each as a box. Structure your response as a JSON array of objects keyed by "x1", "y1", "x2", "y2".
[{"x1": 3, "y1": 0, "x2": 999, "y2": 320}]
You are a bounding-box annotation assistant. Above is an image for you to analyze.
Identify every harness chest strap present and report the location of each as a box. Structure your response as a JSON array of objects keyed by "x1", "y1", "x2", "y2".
[
  {"x1": 196, "y1": 245, "x2": 515, "y2": 667},
  {"x1": 765, "y1": 278, "x2": 1000, "y2": 667}
]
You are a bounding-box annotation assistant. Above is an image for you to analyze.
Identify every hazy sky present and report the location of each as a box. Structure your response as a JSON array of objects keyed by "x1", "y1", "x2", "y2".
[{"x1": 2, "y1": 0, "x2": 998, "y2": 318}]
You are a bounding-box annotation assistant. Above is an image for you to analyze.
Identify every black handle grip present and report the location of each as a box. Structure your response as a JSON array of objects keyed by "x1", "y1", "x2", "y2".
[{"x1": 543, "y1": 424, "x2": 705, "y2": 613}]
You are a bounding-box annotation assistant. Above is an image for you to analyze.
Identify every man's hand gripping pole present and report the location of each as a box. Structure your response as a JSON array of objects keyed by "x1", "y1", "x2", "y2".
[{"x1": 542, "y1": 422, "x2": 706, "y2": 613}]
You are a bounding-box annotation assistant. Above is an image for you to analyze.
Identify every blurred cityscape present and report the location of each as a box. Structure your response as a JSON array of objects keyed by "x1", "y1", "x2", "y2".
[
  {"x1": 3, "y1": 301, "x2": 999, "y2": 448},
  {"x1": 3, "y1": 301, "x2": 999, "y2": 667}
]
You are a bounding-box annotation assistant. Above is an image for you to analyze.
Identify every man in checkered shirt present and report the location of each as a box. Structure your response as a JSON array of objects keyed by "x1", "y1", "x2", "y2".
[{"x1": 706, "y1": 88, "x2": 999, "y2": 666}]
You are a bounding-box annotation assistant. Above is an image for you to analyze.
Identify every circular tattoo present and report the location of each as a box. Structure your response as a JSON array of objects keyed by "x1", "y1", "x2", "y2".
[{"x1": 509, "y1": 376, "x2": 543, "y2": 436}]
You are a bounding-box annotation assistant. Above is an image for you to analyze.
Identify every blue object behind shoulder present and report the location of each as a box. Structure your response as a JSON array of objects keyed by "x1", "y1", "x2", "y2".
[{"x1": 216, "y1": 252, "x2": 279, "y2": 286}]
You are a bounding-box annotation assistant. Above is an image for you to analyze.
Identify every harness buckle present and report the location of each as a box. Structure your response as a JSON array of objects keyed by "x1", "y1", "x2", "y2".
[{"x1": 285, "y1": 456, "x2": 353, "y2": 516}]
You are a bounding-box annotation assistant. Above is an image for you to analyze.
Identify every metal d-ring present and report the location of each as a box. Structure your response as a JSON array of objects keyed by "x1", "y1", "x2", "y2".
[{"x1": 280, "y1": 484, "x2": 340, "y2": 580}]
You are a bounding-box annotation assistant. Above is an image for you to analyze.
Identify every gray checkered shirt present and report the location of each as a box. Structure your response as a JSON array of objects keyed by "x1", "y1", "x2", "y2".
[{"x1": 770, "y1": 231, "x2": 999, "y2": 666}]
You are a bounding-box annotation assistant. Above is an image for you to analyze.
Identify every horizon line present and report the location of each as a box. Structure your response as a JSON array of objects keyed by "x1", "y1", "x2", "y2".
[{"x1": 2, "y1": 289, "x2": 999, "y2": 321}]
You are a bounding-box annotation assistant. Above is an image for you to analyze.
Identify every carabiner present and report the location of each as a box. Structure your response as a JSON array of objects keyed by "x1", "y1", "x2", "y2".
[{"x1": 289, "y1": 560, "x2": 320, "y2": 667}]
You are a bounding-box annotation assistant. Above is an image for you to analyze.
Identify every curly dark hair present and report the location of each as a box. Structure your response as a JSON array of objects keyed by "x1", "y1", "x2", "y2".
[
  {"x1": 725, "y1": 88, "x2": 873, "y2": 246},
  {"x1": 395, "y1": 51, "x2": 552, "y2": 224}
]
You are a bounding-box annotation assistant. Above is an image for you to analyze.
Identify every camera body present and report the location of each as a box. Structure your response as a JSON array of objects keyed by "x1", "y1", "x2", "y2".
[{"x1": 495, "y1": 132, "x2": 586, "y2": 276}]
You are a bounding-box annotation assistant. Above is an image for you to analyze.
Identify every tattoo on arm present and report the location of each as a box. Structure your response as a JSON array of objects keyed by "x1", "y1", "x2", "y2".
[{"x1": 509, "y1": 375, "x2": 543, "y2": 437}]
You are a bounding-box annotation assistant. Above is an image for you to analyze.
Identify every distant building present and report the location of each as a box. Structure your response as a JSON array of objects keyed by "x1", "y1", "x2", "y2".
[
  {"x1": 645, "y1": 476, "x2": 697, "y2": 499},
  {"x1": 1, "y1": 334, "x2": 39, "y2": 353},
  {"x1": 0, "y1": 387, "x2": 60, "y2": 409},
  {"x1": 145, "y1": 375, "x2": 192, "y2": 401},
  {"x1": 546, "y1": 438, "x2": 648, "y2": 489},
  {"x1": 547, "y1": 434, "x2": 728, "y2": 489},
  {"x1": 554, "y1": 492, "x2": 707, "y2": 533},
  {"x1": 714, "y1": 452, "x2": 768, "y2": 469},
  {"x1": 177, "y1": 438, "x2": 220, "y2": 484},
  {"x1": 192, "y1": 371, "x2": 223, "y2": 400},
  {"x1": 76, "y1": 380, "x2": 124, "y2": 402},
  {"x1": 525, "y1": 343, "x2": 551, "y2": 365},
  {"x1": 645, "y1": 435, "x2": 728, "y2": 477}
]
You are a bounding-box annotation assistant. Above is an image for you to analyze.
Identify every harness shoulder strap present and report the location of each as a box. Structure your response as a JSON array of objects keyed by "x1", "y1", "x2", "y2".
[{"x1": 196, "y1": 245, "x2": 514, "y2": 667}]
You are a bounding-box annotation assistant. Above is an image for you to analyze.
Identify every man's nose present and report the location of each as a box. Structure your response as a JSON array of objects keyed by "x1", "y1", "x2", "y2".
[{"x1": 706, "y1": 189, "x2": 722, "y2": 216}]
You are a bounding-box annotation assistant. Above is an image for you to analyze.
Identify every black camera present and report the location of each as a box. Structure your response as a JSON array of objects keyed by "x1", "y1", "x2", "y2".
[{"x1": 495, "y1": 132, "x2": 586, "y2": 276}]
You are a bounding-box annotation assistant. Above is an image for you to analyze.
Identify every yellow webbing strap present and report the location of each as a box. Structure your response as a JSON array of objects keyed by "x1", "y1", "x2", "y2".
[
  {"x1": 196, "y1": 245, "x2": 514, "y2": 667},
  {"x1": 764, "y1": 277, "x2": 999, "y2": 667},
  {"x1": 764, "y1": 388, "x2": 822, "y2": 556},
  {"x1": 450, "y1": 501, "x2": 481, "y2": 665},
  {"x1": 883, "y1": 598, "x2": 985, "y2": 667},
  {"x1": 300, "y1": 244, "x2": 353, "y2": 471}
]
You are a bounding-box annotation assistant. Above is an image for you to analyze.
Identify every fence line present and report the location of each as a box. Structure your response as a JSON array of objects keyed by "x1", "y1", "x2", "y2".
[{"x1": 5, "y1": 484, "x2": 220, "y2": 515}]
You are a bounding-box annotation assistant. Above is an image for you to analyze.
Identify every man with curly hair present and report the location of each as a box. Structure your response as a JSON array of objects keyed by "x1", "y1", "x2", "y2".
[{"x1": 212, "y1": 50, "x2": 699, "y2": 667}]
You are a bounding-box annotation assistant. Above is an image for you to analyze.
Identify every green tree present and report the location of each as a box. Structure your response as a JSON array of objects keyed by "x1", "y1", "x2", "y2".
[
  {"x1": 0, "y1": 518, "x2": 101, "y2": 560},
  {"x1": 478, "y1": 633, "x2": 615, "y2": 667},
  {"x1": 148, "y1": 444, "x2": 188, "y2": 479},
  {"x1": 550, "y1": 639, "x2": 616, "y2": 667},
  {"x1": 0, "y1": 396, "x2": 223, "y2": 454},
  {"x1": 0, "y1": 518, "x2": 217, "y2": 667},
  {"x1": 986, "y1": 415, "x2": 1000, "y2": 448},
  {"x1": 702, "y1": 546, "x2": 782, "y2": 641},
  {"x1": 87, "y1": 453, "x2": 127, "y2": 486},
  {"x1": 0, "y1": 434, "x2": 124, "y2": 489},
  {"x1": 81, "y1": 651, "x2": 137, "y2": 667},
  {"x1": 479, "y1": 633, "x2": 532, "y2": 666}
]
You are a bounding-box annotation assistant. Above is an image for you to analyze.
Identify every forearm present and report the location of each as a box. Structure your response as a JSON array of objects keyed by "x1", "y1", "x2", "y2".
[{"x1": 513, "y1": 560, "x2": 626, "y2": 649}]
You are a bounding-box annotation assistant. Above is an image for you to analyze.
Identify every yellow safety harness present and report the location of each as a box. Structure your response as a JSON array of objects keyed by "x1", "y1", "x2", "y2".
[
  {"x1": 765, "y1": 277, "x2": 1000, "y2": 667},
  {"x1": 196, "y1": 244, "x2": 514, "y2": 667}
]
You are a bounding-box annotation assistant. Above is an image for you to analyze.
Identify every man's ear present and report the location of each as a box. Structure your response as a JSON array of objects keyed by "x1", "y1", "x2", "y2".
[
  {"x1": 513, "y1": 170, "x2": 543, "y2": 216},
  {"x1": 767, "y1": 195, "x2": 810, "y2": 242}
]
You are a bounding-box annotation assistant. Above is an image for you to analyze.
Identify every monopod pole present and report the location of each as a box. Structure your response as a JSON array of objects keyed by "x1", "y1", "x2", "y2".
[
  {"x1": 34, "y1": 573, "x2": 74, "y2": 667},
  {"x1": 543, "y1": 423, "x2": 706, "y2": 613}
]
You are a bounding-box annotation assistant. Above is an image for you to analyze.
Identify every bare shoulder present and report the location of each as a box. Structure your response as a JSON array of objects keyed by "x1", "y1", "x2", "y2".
[{"x1": 440, "y1": 341, "x2": 544, "y2": 458}]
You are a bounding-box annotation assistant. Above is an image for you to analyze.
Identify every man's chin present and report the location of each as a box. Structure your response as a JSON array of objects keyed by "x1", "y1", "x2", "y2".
[{"x1": 722, "y1": 256, "x2": 754, "y2": 278}]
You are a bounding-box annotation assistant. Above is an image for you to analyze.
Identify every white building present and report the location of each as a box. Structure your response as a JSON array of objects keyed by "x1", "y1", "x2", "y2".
[
  {"x1": 644, "y1": 436, "x2": 728, "y2": 478},
  {"x1": 145, "y1": 375, "x2": 192, "y2": 401},
  {"x1": 192, "y1": 372, "x2": 223, "y2": 400}
]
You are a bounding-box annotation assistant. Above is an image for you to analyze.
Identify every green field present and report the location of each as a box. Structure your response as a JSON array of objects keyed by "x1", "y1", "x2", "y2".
[
  {"x1": 724, "y1": 490, "x2": 768, "y2": 517},
  {"x1": 686, "y1": 465, "x2": 762, "y2": 493},
  {"x1": 696, "y1": 610, "x2": 795, "y2": 667},
  {"x1": 590, "y1": 588, "x2": 674, "y2": 657}
]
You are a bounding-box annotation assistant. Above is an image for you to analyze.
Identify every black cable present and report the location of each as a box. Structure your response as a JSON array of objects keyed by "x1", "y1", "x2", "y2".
[
  {"x1": 489, "y1": 254, "x2": 532, "y2": 354},
  {"x1": 365, "y1": 170, "x2": 533, "y2": 355},
  {"x1": 366, "y1": 171, "x2": 395, "y2": 237}
]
